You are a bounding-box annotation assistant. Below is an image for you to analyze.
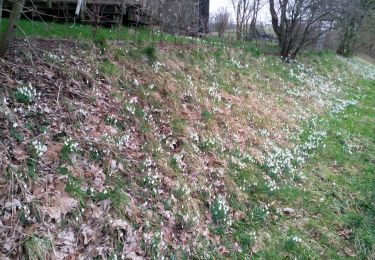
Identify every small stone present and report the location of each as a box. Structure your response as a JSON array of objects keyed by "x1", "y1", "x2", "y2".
[{"x1": 283, "y1": 207, "x2": 296, "y2": 215}]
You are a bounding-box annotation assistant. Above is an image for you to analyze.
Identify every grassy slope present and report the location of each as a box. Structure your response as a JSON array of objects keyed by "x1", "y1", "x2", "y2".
[
  {"x1": 251, "y1": 76, "x2": 375, "y2": 259},
  {"x1": 0, "y1": 20, "x2": 374, "y2": 259}
]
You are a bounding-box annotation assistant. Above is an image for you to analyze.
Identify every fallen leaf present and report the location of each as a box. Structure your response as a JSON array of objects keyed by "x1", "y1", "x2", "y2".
[
  {"x1": 12, "y1": 148, "x2": 28, "y2": 161},
  {"x1": 344, "y1": 247, "x2": 356, "y2": 257},
  {"x1": 41, "y1": 196, "x2": 78, "y2": 223}
]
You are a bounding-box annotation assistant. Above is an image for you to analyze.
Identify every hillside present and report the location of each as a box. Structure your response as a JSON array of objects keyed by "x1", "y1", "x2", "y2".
[{"x1": 0, "y1": 33, "x2": 374, "y2": 259}]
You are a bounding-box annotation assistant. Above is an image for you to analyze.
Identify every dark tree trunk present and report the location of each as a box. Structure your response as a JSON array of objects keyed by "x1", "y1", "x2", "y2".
[
  {"x1": 0, "y1": 0, "x2": 3, "y2": 22},
  {"x1": 269, "y1": 0, "x2": 281, "y2": 42},
  {"x1": 337, "y1": 19, "x2": 358, "y2": 57},
  {"x1": 270, "y1": 0, "x2": 293, "y2": 58},
  {"x1": 0, "y1": 0, "x2": 25, "y2": 57}
]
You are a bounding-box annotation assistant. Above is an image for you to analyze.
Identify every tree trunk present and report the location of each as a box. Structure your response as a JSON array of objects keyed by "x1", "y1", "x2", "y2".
[
  {"x1": 0, "y1": 0, "x2": 25, "y2": 57},
  {"x1": 337, "y1": 20, "x2": 357, "y2": 57},
  {"x1": 236, "y1": 5, "x2": 242, "y2": 41},
  {"x1": 0, "y1": 0, "x2": 3, "y2": 23},
  {"x1": 269, "y1": 0, "x2": 281, "y2": 41}
]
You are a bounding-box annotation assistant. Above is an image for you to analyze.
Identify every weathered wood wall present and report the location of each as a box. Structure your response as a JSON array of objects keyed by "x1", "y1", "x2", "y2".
[{"x1": 2, "y1": 0, "x2": 210, "y2": 34}]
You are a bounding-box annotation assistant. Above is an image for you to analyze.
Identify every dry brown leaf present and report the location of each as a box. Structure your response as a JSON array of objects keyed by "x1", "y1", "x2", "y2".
[
  {"x1": 124, "y1": 252, "x2": 144, "y2": 260},
  {"x1": 12, "y1": 148, "x2": 28, "y2": 161},
  {"x1": 344, "y1": 247, "x2": 356, "y2": 257},
  {"x1": 42, "y1": 196, "x2": 78, "y2": 223},
  {"x1": 338, "y1": 229, "x2": 352, "y2": 240},
  {"x1": 44, "y1": 143, "x2": 62, "y2": 163}
]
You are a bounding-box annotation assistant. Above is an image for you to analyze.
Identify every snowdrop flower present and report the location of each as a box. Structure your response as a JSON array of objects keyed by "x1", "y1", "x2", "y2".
[{"x1": 31, "y1": 140, "x2": 47, "y2": 158}]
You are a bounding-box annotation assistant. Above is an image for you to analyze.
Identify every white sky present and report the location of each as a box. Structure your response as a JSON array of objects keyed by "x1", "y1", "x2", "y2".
[
  {"x1": 210, "y1": 0, "x2": 232, "y2": 15},
  {"x1": 209, "y1": 0, "x2": 271, "y2": 24}
]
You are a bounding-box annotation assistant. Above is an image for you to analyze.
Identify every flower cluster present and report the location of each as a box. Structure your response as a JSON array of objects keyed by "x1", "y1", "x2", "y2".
[
  {"x1": 265, "y1": 178, "x2": 279, "y2": 192},
  {"x1": 189, "y1": 130, "x2": 200, "y2": 142},
  {"x1": 172, "y1": 153, "x2": 186, "y2": 171},
  {"x1": 263, "y1": 125, "x2": 327, "y2": 184},
  {"x1": 15, "y1": 84, "x2": 40, "y2": 104},
  {"x1": 230, "y1": 151, "x2": 254, "y2": 170},
  {"x1": 102, "y1": 133, "x2": 130, "y2": 149},
  {"x1": 125, "y1": 97, "x2": 138, "y2": 115},
  {"x1": 143, "y1": 168, "x2": 162, "y2": 194},
  {"x1": 186, "y1": 75, "x2": 194, "y2": 88},
  {"x1": 89, "y1": 146, "x2": 101, "y2": 161},
  {"x1": 249, "y1": 231, "x2": 258, "y2": 242},
  {"x1": 250, "y1": 204, "x2": 270, "y2": 221},
  {"x1": 292, "y1": 236, "x2": 302, "y2": 243},
  {"x1": 175, "y1": 207, "x2": 200, "y2": 230},
  {"x1": 174, "y1": 183, "x2": 191, "y2": 199},
  {"x1": 46, "y1": 52, "x2": 64, "y2": 61},
  {"x1": 63, "y1": 137, "x2": 79, "y2": 153},
  {"x1": 228, "y1": 57, "x2": 248, "y2": 69},
  {"x1": 207, "y1": 82, "x2": 222, "y2": 101},
  {"x1": 210, "y1": 195, "x2": 232, "y2": 227},
  {"x1": 338, "y1": 56, "x2": 375, "y2": 80},
  {"x1": 143, "y1": 231, "x2": 166, "y2": 259},
  {"x1": 198, "y1": 136, "x2": 220, "y2": 152},
  {"x1": 105, "y1": 114, "x2": 118, "y2": 126},
  {"x1": 264, "y1": 145, "x2": 294, "y2": 177},
  {"x1": 31, "y1": 140, "x2": 47, "y2": 158},
  {"x1": 153, "y1": 61, "x2": 165, "y2": 73},
  {"x1": 239, "y1": 179, "x2": 257, "y2": 192},
  {"x1": 330, "y1": 99, "x2": 358, "y2": 115}
]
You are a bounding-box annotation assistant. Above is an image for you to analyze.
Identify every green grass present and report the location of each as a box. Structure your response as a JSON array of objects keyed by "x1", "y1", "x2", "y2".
[
  {"x1": 23, "y1": 235, "x2": 51, "y2": 260},
  {"x1": 100, "y1": 60, "x2": 120, "y2": 77},
  {"x1": 308, "y1": 79, "x2": 375, "y2": 258},
  {"x1": 196, "y1": 54, "x2": 375, "y2": 259},
  {"x1": 226, "y1": 75, "x2": 375, "y2": 258},
  {"x1": 0, "y1": 18, "x2": 278, "y2": 55}
]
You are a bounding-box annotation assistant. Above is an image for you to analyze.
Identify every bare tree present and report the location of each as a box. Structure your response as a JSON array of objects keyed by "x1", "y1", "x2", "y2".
[
  {"x1": 231, "y1": 0, "x2": 252, "y2": 40},
  {"x1": 0, "y1": 0, "x2": 26, "y2": 57},
  {"x1": 247, "y1": 0, "x2": 266, "y2": 40},
  {"x1": 269, "y1": 0, "x2": 336, "y2": 59},
  {"x1": 354, "y1": 6, "x2": 375, "y2": 58},
  {"x1": 214, "y1": 8, "x2": 230, "y2": 37},
  {"x1": 231, "y1": 0, "x2": 266, "y2": 41},
  {"x1": 336, "y1": 0, "x2": 375, "y2": 57},
  {"x1": 85, "y1": 1, "x2": 106, "y2": 38}
]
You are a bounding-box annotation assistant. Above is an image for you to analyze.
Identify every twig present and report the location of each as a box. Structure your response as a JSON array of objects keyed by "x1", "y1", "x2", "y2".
[{"x1": 56, "y1": 82, "x2": 62, "y2": 108}]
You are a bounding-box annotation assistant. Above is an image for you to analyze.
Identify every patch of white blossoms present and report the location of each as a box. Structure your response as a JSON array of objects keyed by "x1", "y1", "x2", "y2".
[
  {"x1": 142, "y1": 158, "x2": 162, "y2": 194},
  {"x1": 31, "y1": 140, "x2": 47, "y2": 158},
  {"x1": 152, "y1": 61, "x2": 165, "y2": 73},
  {"x1": 338, "y1": 56, "x2": 375, "y2": 80},
  {"x1": 208, "y1": 82, "x2": 222, "y2": 101},
  {"x1": 63, "y1": 137, "x2": 79, "y2": 153},
  {"x1": 102, "y1": 133, "x2": 130, "y2": 149},
  {"x1": 211, "y1": 195, "x2": 232, "y2": 227},
  {"x1": 16, "y1": 84, "x2": 40, "y2": 103},
  {"x1": 264, "y1": 126, "x2": 327, "y2": 180},
  {"x1": 292, "y1": 236, "x2": 302, "y2": 243},
  {"x1": 330, "y1": 99, "x2": 358, "y2": 115},
  {"x1": 125, "y1": 96, "x2": 138, "y2": 115},
  {"x1": 174, "y1": 182, "x2": 191, "y2": 199},
  {"x1": 230, "y1": 151, "x2": 254, "y2": 170}
]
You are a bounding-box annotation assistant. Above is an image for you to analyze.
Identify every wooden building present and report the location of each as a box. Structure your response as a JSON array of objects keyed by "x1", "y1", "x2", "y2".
[{"x1": 2, "y1": 0, "x2": 209, "y2": 35}]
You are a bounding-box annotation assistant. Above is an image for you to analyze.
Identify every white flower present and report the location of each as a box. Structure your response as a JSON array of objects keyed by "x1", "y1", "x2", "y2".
[{"x1": 31, "y1": 140, "x2": 47, "y2": 158}]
